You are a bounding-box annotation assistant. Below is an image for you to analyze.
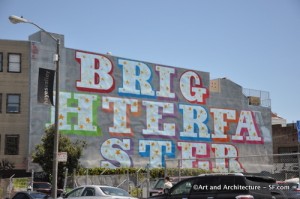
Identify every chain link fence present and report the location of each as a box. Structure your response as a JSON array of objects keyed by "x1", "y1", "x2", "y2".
[
  {"x1": 242, "y1": 88, "x2": 271, "y2": 108},
  {"x1": 64, "y1": 169, "x2": 153, "y2": 199},
  {"x1": 164, "y1": 153, "x2": 300, "y2": 182},
  {"x1": 1, "y1": 153, "x2": 300, "y2": 199}
]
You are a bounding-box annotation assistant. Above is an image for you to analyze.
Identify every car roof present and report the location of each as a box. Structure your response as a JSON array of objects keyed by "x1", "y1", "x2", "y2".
[
  {"x1": 79, "y1": 185, "x2": 111, "y2": 187},
  {"x1": 78, "y1": 185, "x2": 123, "y2": 188},
  {"x1": 285, "y1": 177, "x2": 299, "y2": 183},
  {"x1": 171, "y1": 173, "x2": 276, "y2": 182},
  {"x1": 14, "y1": 191, "x2": 49, "y2": 195},
  {"x1": 17, "y1": 191, "x2": 43, "y2": 193},
  {"x1": 199, "y1": 173, "x2": 244, "y2": 176}
]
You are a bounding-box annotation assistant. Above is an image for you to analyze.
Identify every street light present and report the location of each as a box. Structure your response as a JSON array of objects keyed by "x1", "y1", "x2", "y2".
[{"x1": 9, "y1": 15, "x2": 60, "y2": 199}]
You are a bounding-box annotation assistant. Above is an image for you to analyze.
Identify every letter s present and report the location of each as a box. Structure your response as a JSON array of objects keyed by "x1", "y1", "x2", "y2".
[{"x1": 100, "y1": 138, "x2": 132, "y2": 168}]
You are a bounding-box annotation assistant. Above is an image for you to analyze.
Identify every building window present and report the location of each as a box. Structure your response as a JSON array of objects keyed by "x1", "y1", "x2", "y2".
[
  {"x1": 5, "y1": 135, "x2": 19, "y2": 155},
  {"x1": 0, "y1": 53, "x2": 3, "y2": 72},
  {"x1": 8, "y1": 53, "x2": 21, "y2": 73},
  {"x1": 6, "y1": 94, "x2": 21, "y2": 113}
]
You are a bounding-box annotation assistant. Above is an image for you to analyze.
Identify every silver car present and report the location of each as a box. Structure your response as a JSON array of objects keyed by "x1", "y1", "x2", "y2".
[
  {"x1": 61, "y1": 185, "x2": 138, "y2": 199},
  {"x1": 12, "y1": 191, "x2": 51, "y2": 199}
]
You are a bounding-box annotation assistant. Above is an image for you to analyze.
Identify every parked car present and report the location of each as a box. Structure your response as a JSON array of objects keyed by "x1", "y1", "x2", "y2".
[
  {"x1": 149, "y1": 177, "x2": 191, "y2": 196},
  {"x1": 277, "y1": 178, "x2": 300, "y2": 199},
  {"x1": 149, "y1": 178, "x2": 169, "y2": 196},
  {"x1": 148, "y1": 173, "x2": 287, "y2": 199},
  {"x1": 28, "y1": 182, "x2": 63, "y2": 197},
  {"x1": 11, "y1": 191, "x2": 51, "y2": 199},
  {"x1": 60, "y1": 185, "x2": 138, "y2": 199}
]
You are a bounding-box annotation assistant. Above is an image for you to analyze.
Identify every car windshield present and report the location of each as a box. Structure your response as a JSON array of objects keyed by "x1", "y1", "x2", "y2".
[
  {"x1": 33, "y1": 183, "x2": 51, "y2": 189},
  {"x1": 30, "y1": 192, "x2": 49, "y2": 198},
  {"x1": 100, "y1": 187, "x2": 130, "y2": 196},
  {"x1": 154, "y1": 179, "x2": 165, "y2": 189}
]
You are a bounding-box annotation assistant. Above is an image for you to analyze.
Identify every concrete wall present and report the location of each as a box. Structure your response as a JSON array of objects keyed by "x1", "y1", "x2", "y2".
[{"x1": 6, "y1": 31, "x2": 273, "y2": 173}]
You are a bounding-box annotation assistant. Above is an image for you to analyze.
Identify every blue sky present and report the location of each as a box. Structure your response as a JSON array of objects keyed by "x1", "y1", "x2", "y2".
[{"x1": 1, "y1": 0, "x2": 300, "y2": 123}]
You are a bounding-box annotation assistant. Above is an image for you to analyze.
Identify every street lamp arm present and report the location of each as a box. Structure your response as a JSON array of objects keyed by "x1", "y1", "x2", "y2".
[
  {"x1": 9, "y1": 15, "x2": 59, "y2": 43},
  {"x1": 9, "y1": 14, "x2": 60, "y2": 199},
  {"x1": 29, "y1": 22, "x2": 59, "y2": 43}
]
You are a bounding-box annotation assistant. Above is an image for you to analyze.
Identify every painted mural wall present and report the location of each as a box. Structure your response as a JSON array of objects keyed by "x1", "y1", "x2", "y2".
[{"x1": 29, "y1": 32, "x2": 272, "y2": 173}]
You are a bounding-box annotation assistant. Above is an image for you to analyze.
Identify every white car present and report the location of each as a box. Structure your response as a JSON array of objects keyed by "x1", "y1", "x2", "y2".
[{"x1": 60, "y1": 185, "x2": 138, "y2": 199}]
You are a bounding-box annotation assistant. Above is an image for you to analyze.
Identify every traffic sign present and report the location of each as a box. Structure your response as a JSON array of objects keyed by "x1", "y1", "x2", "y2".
[{"x1": 58, "y1": 152, "x2": 67, "y2": 162}]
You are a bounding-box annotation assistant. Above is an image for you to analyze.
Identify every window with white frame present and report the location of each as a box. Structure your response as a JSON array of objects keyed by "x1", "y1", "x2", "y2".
[
  {"x1": 6, "y1": 94, "x2": 21, "y2": 113},
  {"x1": 5, "y1": 135, "x2": 19, "y2": 155},
  {"x1": 8, "y1": 53, "x2": 21, "y2": 73}
]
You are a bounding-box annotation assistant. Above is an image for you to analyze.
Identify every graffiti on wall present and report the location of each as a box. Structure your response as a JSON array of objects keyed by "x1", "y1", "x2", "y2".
[{"x1": 46, "y1": 50, "x2": 269, "y2": 172}]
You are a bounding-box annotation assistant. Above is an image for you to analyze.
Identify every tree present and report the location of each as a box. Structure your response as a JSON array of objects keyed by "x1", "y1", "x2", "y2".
[{"x1": 32, "y1": 125, "x2": 86, "y2": 187}]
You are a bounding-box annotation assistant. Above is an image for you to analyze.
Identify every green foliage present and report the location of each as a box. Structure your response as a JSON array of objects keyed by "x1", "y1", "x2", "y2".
[
  {"x1": 13, "y1": 178, "x2": 29, "y2": 189},
  {"x1": 76, "y1": 167, "x2": 208, "y2": 179},
  {"x1": 32, "y1": 125, "x2": 86, "y2": 186},
  {"x1": 130, "y1": 187, "x2": 142, "y2": 197}
]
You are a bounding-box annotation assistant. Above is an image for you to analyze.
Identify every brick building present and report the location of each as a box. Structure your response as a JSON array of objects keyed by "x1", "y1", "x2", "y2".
[{"x1": 272, "y1": 122, "x2": 299, "y2": 173}]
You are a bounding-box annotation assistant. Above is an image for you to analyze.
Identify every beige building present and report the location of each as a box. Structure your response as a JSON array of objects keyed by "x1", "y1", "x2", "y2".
[{"x1": 0, "y1": 39, "x2": 30, "y2": 170}]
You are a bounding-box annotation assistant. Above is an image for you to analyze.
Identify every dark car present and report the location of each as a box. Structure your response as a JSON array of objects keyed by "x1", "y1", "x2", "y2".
[
  {"x1": 12, "y1": 191, "x2": 50, "y2": 199},
  {"x1": 149, "y1": 177, "x2": 190, "y2": 196},
  {"x1": 148, "y1": 173, "x2": 287, "y2": 199},
  {"x1": 277, "y1": 180, "x2": 300, "y2": 199},
  {"x1": 149, "y1": 178, "x2": 168, "y2": 196},
  {"x1": 29, "y1": 182, "x2": 63, "y2": 197}
]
